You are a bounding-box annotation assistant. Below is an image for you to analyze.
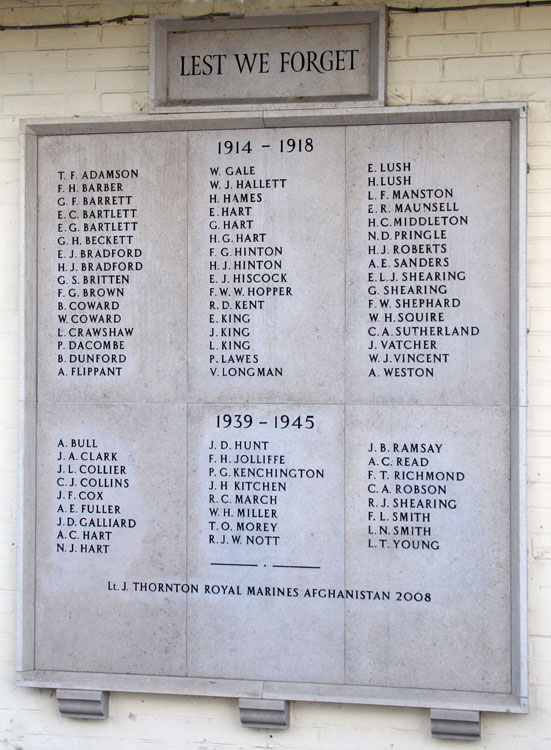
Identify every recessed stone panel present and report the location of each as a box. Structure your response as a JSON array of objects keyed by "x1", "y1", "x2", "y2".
[
  {"x1": 150, "y1": 8, "x2": 387, "y2": 109},
  {"x1": 186, "y1": 402, "x2": 345, "y2": 683},
  {"x1": 34, "y1": 401, "x2": 187, "y2": 676},
  {"x1": 187, "y1": 127, "x2": 346, "y2": 403},
  {"x1": 167, "y1": 25, "x2": 370, "y2": 103},
  {"x1": 344, "y1": 404, "x2": 511, "y2": 692},
  {"x1": 346, "y1": 120, "x2": 511, "y2": 405},
  {"x1": 37, "y1": 132, "x2": 188, "y2": 404}
]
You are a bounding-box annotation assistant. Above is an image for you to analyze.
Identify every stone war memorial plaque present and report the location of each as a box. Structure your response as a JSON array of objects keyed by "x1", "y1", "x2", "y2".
[{"x1": 18, "y1": 105, "x2": 527, "y2": 717}]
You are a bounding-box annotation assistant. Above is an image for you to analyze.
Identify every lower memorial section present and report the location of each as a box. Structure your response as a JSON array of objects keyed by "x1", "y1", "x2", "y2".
[{"x1": 33, "y1": 401, "x2": 511, "y2": 696}]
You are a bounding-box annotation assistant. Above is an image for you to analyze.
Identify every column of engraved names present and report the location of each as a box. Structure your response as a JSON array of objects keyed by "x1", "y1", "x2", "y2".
[
  {"x1": 205, "y1": 412, "x2": 326, "y2": 553},
  {"x1": 362, "y1": 440, "x2": 464, "y2": 552},
  {"x1": 54, "y1": 435, "x2": 136, "y2": 555},
  {"x1": 362, "y1": 161, "x2": 477, "y2": 379},
  {"x1": 206, "y1": 139, "x2": 292, "y2": 379},
  {"x1": 54, "y1": 168, "x2": 142, "y2": 378},
  {"x1": 207, "y1": 433, "x2": 282, "y2": 548}
]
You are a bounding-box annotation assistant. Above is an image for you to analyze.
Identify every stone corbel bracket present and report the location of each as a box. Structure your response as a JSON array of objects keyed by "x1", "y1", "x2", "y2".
[
  {"x1": 56, "y1": 689, "x2": 109, "y2": 719},
  {"x1": 430, "y1": 709, "x2": 481, "y2": 740},
  {"x1": 239, "y1": 698, "x2": 290, "y2": 729}
]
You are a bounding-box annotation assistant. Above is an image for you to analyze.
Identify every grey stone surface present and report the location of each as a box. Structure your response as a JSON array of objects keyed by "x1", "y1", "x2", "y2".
[
  {"x1": 167, "y1": 25, "x2": 370, "y2": 103},
  {"x1": 57, "y1": 689, "x2": 109, "y2": 719},
  {"x1": 185, "y1": 403, "x2": 345, "y2": 683},
  {"x1": 186, "y1": 127, "x2": 346, "y2": 403},
  {"x1": 19, "y1": 106, "x2": 526, "y2": 714},
  {"x1": 150, "y1": 7, "x2": 387, "y2": 109},
  {"x1": 345, "y1": 404, "x2": 511, "y2": 693},
  {"x1": 346, "y1": 120, "x2": 511, "y2": 405},
  {"x1": 239, "y1": 698, "x2": 290, "y2": 729},
  {"x1": 35, "y1": 402, "x2": 188, "y2": 675},
  {"x1": 430, "y1": 709, "x2": 481, "y2": 740},
  {"x1": 36, "y1": 132, "x2": 188, "y2": 404}
]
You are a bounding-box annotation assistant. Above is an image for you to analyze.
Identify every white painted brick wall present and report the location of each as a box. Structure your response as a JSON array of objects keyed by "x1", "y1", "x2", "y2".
[{"x1": 1, "y1": 1, "x2": 550, "y2": 747}]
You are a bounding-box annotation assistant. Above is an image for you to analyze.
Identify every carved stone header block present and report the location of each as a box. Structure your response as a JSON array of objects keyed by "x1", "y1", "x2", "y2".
[
  {"x1": 18, "y1": 105, "x2": 526, "y2": 722},
  {"x1": 149, "y1": 6, "x2": 387, "y2": 110}
]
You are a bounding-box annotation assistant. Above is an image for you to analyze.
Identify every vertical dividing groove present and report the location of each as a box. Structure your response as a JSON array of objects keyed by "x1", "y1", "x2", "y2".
[
  {"x1": 343, "y1": 125, "x2": 348, "y2": 682},
  {"x1": 511, "y1": 114, "x2": 519, "y2": 698},
  {"x1": 33, "y1": 136, "x2": 40, "y2": 671},
  {"x1": 185, "y1": 131, "x2": 190, "y2": 675}
]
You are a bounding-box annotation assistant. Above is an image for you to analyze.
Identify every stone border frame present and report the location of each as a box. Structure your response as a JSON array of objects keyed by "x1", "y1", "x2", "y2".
[
  {"x1": 18, "y1": 103, "x2": 527, "y2": 715},
  {"x1": 149, "y1": 5, "x2": 388, "y2": 111}
]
